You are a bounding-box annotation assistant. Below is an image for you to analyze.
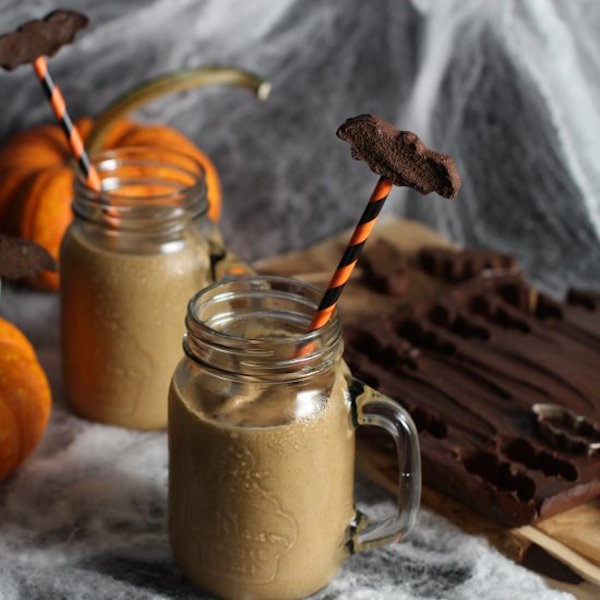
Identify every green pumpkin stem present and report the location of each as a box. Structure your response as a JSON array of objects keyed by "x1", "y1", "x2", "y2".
[{"x1": 86, "y1": 66, "x2": 270, "y2": 155}]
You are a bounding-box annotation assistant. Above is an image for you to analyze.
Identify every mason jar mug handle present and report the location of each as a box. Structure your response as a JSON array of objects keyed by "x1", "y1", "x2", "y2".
[{"x1": 349, "y1": 376, "x2": 421, "y2": 553}]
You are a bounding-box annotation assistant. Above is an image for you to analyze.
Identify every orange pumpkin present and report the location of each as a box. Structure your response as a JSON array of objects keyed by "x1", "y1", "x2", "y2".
[
  {"x1": 0, "y1": 118, "x2": 222, "y2": 290},
  {"x1": 0, "y1": 317, "x2": 51, "y2": 480}
]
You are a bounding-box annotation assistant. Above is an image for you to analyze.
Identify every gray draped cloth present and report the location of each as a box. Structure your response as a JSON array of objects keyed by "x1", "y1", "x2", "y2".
[{"x1": 0, "y1": 0, "x2": 596, "y2": 598}]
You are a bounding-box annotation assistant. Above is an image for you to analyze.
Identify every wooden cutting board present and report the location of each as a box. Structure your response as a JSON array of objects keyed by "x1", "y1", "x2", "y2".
[{"x1": 254, "y1": 217, "x2": 600, "y2": 597}]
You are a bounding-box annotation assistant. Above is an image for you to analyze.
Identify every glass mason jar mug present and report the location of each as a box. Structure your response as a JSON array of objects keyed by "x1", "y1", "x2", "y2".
[
  {"x1": 61, "y1": 147, "x2": 233, "y2": 430},
  {"x1": 168, "y1": 275, "x2": 421, "y2": 600}
]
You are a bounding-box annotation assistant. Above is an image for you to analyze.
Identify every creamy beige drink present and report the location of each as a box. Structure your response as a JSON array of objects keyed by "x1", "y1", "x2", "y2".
[
  {"x1": 62, "y1": 226, "x2": 209, "y2": 429},
  {"x1": 168, "y1": 276, "x2": 421, "y2": 599},
  {"x1": 169, "y1": 365, "x2": 355, "y2": 600},
  {"x1": 61, "y1": 147, "x2": 214, "y2": 430}
]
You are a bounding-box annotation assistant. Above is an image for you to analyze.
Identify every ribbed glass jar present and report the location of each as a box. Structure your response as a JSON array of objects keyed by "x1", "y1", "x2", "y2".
[
  {"x1": 168, "y1": 276, "x2": 421, "y2": 600},
  {"x1": 61, "y1": 147, "x2": 214, "y2": 429}
]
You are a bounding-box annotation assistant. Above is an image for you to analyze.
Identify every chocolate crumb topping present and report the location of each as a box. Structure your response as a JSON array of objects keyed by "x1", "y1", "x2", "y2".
[
  {"x1": 337, "y1": 114, "x2": 461, "y2": 198},
  {"x1": 0, "y1": 10, "x2": 88, "y2": 71},
  {"x1": 0, "y1": 235, "x2": 56, "y2": 279}
]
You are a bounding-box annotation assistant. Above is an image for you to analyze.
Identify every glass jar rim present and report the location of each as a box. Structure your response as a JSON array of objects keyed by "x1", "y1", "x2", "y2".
[
  {"x1": 75, "y1": 146, "x2": 207, "y2": 202},
  {"x1": 184, "y1": 275, "x2": 343, "y2": 376},
  {"x1": 72, "y1": 146, "x2": 208, "y2": 229}
]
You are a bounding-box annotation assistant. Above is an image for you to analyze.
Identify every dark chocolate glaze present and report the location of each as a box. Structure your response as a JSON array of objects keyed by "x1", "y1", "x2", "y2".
[
  {"x1": 336, "y1": 114, "x2": 461, "y2": 198},
  {"x1": 345, "y1": 252, "x2": 600, "y2": 527}
]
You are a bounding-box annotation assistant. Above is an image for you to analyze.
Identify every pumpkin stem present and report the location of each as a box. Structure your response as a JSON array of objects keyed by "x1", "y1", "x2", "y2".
[{"x1": 86, "y1": 66, "x2": 271, "y2": 155}]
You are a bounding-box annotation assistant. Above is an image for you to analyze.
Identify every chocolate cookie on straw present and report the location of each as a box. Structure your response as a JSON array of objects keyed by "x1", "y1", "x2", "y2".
[
  {"x1": 0, "y1": 235, "x2": 56, "y2": 280},
  {"x1": 307, "y1": 114, "x2": 461, "y2": 333},
  {"x1": 0, "y1": 10, "x2": 101, "y2": 193}
]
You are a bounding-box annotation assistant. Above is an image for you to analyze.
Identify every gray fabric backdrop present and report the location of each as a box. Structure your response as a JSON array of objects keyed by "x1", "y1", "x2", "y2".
[
  {"x1": 0, "y1": 1, "x2": 597, "y2": 599},
  {"x1": 1, "y1": 0, "x2": 599, "y2": 294}
]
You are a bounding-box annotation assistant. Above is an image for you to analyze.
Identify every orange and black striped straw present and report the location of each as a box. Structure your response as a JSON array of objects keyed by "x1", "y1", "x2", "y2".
[
  {"x1": 307, "y1": 175, "x2": 393, "y2": 332},
  {"x1": 304, "y1": 114, "x2": 461, "y2": 337},
  {"x1": 1, "y1": 12, "x2": 104, "y2": 193},
  {"x1": 32, "y1": 56, "x2": 102, "y2": 192}
]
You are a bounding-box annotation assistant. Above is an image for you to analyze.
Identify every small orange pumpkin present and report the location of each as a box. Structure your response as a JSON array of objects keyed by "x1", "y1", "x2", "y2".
[
  {"x1": 0, "y1": 316, "x2": 51, "y2": 480},
  {"x1": 0, "y1": 118, "x2": 221, "y2": 290}
]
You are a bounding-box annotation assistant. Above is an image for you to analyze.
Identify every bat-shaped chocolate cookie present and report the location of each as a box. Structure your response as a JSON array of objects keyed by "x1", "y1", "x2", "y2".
[
  {"x1": 0, "y1": 235, "x2": 56, "y2": 279},
  {"x1": 337, "y1": 114, "x2": 461, "y2": 198},
  {"x1": 0, "y1": 10, "x2": 88, "y2": 71}
]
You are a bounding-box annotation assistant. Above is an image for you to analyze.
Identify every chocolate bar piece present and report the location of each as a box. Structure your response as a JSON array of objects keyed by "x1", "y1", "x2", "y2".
[
  {"x1": 419, "y1": 246, "x2": 518, "y2": 282},
  {"x1": 361, "y1": 239, "x2": 410, "y2": 296},
  {"x1": 344, "y1": 275, "x2": 600, "y2": 527}
]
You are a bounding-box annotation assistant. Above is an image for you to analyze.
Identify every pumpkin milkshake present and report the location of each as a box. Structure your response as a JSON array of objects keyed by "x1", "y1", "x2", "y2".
[
  {"x1": 61, "y1": 147, "x2": 214, "y2": 429},
  {"x1": 169, "y1": 364, "x2": 355, "y2": 600},
  {"x1": 168, "y1": 276, "x2": 421, "y2": 600}
]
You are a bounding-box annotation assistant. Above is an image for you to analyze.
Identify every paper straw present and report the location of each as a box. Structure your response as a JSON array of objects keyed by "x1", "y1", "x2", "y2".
[
  {"x1": 308, "y1": 175, "x2": 393, "y2": 332},
  {"x1": 33, "y1": 56, "x2": 101, "y2": 192}
]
